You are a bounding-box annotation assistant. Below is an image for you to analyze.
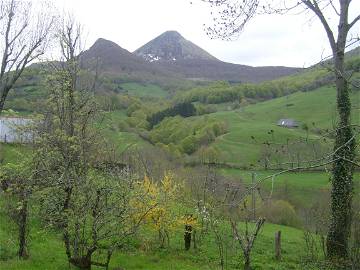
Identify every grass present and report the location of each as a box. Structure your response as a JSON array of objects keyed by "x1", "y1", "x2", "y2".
[
  {"x1": 93, "y1": 84, "x2": 360, "y2": 170},
  {"x1": 96, "y1": 110, "x2": 151, "y2": 153},
  {"x1": 208, "y1": 111, "x2": 322, "y2": 167},
  {"x1": 219, "y1": 168, "x2": 360, "y2": 207},
  {"x1": 0, "y1": 143, "x2": 30, "y2": 163},
  {"x1": 220, "y1": 169, "x2": 332, "y2": 206},
  {"x1": 1, "y1": 83, "x2": 359, "y2": 269},
  {"x1": 120, "y1": 83, "x2": 168, "y2": 98},
  {"x1": 205, "y1": 86, "x2": 360, "y2": 167},
  {"x1": 0, "y1": 204, "x2": 309, "y2": 270},
  {"x1": 0, "y1": 209, "x2": 72, "y2": 270}
]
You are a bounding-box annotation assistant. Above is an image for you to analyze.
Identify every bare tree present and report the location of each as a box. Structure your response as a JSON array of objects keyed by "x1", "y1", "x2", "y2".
[
  {"x1": 0, "y1": 0, "x2": 55, "y2": 113},
  {"x1": 201, "y1": 0, "x2": 359, "y2": 262},
  {"x1": 230, "y1": 216, "x2": 265, "y2": 270}
]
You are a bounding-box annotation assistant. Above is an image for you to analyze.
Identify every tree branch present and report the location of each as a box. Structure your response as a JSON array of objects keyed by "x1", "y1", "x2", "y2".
[
  {"x1": 348, "y1": 14, "x2": 360, "y2": 29},
  {"x1": 300, "y1": 0, "x2": 336, "y2": 52}
]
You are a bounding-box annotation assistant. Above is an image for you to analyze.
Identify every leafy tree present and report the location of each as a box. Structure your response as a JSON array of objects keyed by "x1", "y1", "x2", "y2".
[
  {"x1": 181, "y1": 135, "x2": 199, "y2": 155},
  {"x1": 0, "y1": 158, "x2": 35, "y2": 259},
  {"x1": 135, "y1": 173, "x2": 187, "y2": 248},
  {"x1": 32, "y1": 17, "x2": 152, "y2": 270},
  {"x1": 149, "y1": 116, "x2": 228, "y2": 155}
]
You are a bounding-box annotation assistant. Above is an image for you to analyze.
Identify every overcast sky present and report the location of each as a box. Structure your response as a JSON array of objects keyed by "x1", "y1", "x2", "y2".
[{"x1": 54, "y1": 0, "x2": 360, "y2": 68}]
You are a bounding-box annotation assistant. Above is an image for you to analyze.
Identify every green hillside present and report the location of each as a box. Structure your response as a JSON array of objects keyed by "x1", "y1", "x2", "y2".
[
  {"x1": 99, "y1": 84, "x2": 360, "y2": 168},
  {"x1": 119, "y1": 83, "x2": 168, "y2": 98},
  {"x1": 204, "y1": 86, "x2": 360, "y2": 167}
]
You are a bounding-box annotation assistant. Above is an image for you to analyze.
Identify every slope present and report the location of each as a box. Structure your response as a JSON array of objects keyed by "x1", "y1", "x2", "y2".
[
  {"x1": 135, "y1": 30, "x2": 301, "y2": 83},
  {"x1": 80, "y1": 38, "x2": 178, "y2": 78},
  {"x1": 134, "y1": 30, "x2": 218, "y2": 62},
  {"x1": 202, "y1": 86, "x2": 360, "y2": 167}
]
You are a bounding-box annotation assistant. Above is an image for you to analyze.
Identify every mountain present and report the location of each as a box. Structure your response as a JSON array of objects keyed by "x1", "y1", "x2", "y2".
[
  {"x1": 158, "y1": 59, "x2": 302, "y2": 83},
  {"x1": 80, "y1": 32, "x2": 301, "y2": 85},
  {"x1": 134, "y1": 31, "x2": 301, "y2": 83},
  {"x1": 134, "y1": 30, "x2": 218, "y2": 62},
  {"x1": 80, "y1": 38, "x2": 173, "y2": 77}
]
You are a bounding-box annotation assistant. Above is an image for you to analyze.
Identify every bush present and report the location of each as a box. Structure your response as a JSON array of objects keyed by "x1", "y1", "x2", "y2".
[
  {"x1": 181, "y1": 135, "x2": 199, "y2": 154},
  {"x1": 149, "y1": 116, "x2": 227, "y2": 155},
  {"x1": 261, "y1": 200, "x2": 300, "y2": 227}
]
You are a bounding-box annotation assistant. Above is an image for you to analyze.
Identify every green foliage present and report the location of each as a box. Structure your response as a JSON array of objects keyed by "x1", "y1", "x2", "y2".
[
  {"x1": 181, "y1": 135, "x2": 199, "y2": 155},
  {"x1": 149, "y1": 116, "x2": 228, "y2": 155},
  {"x1": 261, "y1": 200, "x2": 300, "y2": 227},
  {"x1": 175, "y1": 67, "x2": 335, "y2": 106},
  {"x1": 194, "y1": 103, "x2": 217, "y2": 115},
  {"x1": 0, "y1": 206, "x2": 310, "y2": 270},
  {"x1": 201, "y1": 84, "x2": 360, "y2": 168},
  {"x1": 147, "y1": 102, "x2": 196, "y2": 128}
]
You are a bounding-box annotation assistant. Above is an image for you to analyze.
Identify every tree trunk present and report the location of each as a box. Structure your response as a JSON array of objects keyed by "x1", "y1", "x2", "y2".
[
  {"x1": 18, "y1": 191, "x2": 29, "y2": 259},
  {"x1": 0, "y1": 85, "x2": 11, "y2": 115},
  {"x1": 0, "y1": 94, "x2": 6, "y2": 115},
  {"x1": 159, "y1": 230, "x2": 165, "y2": 248},
  {"x1": 63, "y1": 186, "x2": 73, "y2": 261},
  {"x1": 69, "y1": 255, "x2": 92, "y2": 270},
  {"x1": 192, "y1": 230, "x2": 197, "y2": 249},
  {"x1": 244, "y1": 253, "x2": 251, "y2": 270},
  {"x1": 326, "y1": 39, "x2": 356, "y2": 261},
  {"x1": 184, "y1": 224, "x2": 192, "y2": 250}
]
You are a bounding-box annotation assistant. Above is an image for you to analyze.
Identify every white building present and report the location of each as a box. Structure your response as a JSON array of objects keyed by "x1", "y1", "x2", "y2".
[{"x1": 0, "y1": 117, "x2": 33, "y2": 143}]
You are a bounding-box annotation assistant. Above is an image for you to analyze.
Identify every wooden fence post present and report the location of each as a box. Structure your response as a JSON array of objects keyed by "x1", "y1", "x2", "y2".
[
  {"x1": 251, "y1": 172, "x2": 256, "y2": 221},
  {"x1": 275, "y1": 231, "x2": 281, "y2": 260}
]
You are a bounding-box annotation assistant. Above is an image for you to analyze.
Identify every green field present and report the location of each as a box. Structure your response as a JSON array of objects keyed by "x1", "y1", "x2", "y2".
[
  {"x1": 97, "y1": 85, "x2": 360, "y2": 169},
  {"x1": 219, "y1": 169, "x2": 331, "y2": 206},
  {"x1": 96, "y1": 110, "x2": 151, "y2": 153},
  {"x1": 120, "y1": 83, "x2": 168, "y2": 98},
  {"x1": 0, "y1": 144, "x2": 30, "y2": 163},
  {"x1": 206, "y1": 86, "x2": 360, "y2": 166},
  {"x1": 0, "y1": 205, "x2": 311, "y2": 270}
]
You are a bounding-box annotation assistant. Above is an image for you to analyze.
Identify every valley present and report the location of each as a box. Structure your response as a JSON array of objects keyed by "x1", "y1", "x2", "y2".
[{"x1": 0, "y1": 2, "x2": 360, "y2": 269}]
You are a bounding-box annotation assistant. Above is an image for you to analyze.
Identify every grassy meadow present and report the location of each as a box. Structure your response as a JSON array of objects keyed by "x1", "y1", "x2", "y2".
[
  {"x1": 208, "y1": 86, "x2": 360, "y2": 166},
  {"x1": 0, "y1": 204, "x2": 312, "y2": 270},
  {"x1": 120, "y1": 83, "x2": 169, "y2": 98}
]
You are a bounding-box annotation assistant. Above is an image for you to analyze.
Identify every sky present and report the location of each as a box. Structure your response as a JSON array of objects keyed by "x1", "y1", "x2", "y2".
[{"x1": 52, "y1": 0, "x2": 360, "y2": 68}]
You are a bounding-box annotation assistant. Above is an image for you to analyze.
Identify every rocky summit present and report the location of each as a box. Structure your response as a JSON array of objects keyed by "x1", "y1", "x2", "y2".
[{"x1": 134, "y1": 31, "x2": 218, "y2": 62}]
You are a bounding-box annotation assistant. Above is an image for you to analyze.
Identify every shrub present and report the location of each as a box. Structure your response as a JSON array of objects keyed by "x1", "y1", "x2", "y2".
[
  {"x1": 181, "y1": 135, "x2": 199, "y2": 155},
  {"x1": 262, "y1": 200, "x2": 300, "y2": 227}
]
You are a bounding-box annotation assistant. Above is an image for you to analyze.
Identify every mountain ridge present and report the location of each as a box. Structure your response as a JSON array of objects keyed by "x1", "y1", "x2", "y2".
[
  {"x1": 134, "y1": 30, "x2": 218, "y2": 62},
  {"x1": 81, "y1": 31, "x2": 302, "y2": 83}
]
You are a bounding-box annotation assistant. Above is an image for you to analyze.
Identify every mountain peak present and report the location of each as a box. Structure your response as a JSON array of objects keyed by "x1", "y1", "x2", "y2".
[
  {"x1": 163, "y1": 30, "x2": 182, "y2": 36},
  {"x1": 134, "y1": 30, "x2": 218, "y2": 62},
  {"x1": 91, "y1": 38, "x2": 121, "y2": 50}
]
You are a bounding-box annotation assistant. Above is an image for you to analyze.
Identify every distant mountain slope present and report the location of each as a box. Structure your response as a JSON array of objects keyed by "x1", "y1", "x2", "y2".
[
  {"x1": 134, "y1": 30, "x2": 218, "y2": 62},
  {"x1": 78, "y1": 32, "x2": 303, "y2": 85},
  {"x1": 134, "y1": 31, "x2": 301, "y2": 83},
  {"x1": 80, "y1": 38, "x2": 176, "y2": 78},
  {"x1": 159, "y1": 59, "x2": 301, "y2": 83}
]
